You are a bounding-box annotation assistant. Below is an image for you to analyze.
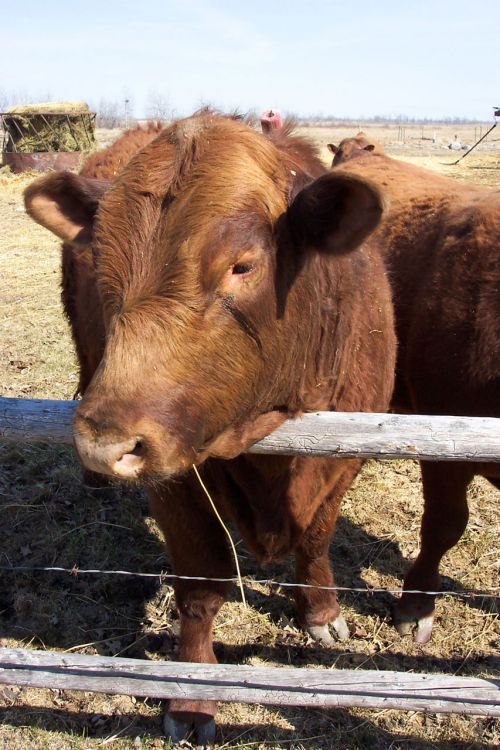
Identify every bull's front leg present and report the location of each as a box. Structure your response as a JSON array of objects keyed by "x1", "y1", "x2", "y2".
[
  {"x1": 148, "y1": 476, "x2": 232, "y2": 747},
  {"x1": 294, "y1": 460, "x2": 362, "y2": 645},
  {"x1": 393, "y1": 460, "x2": 473, "y2": 644}
]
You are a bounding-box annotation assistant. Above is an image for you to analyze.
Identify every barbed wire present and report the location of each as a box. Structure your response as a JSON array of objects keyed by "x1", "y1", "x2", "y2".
[{"x1": 1, "y1": 564, "x2": 498, "y2": 600}]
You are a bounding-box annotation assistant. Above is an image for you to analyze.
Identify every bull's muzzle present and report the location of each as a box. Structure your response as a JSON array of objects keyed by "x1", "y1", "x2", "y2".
[{"x1": 73, "y1": 427, "x2": 145, "y2": 479}]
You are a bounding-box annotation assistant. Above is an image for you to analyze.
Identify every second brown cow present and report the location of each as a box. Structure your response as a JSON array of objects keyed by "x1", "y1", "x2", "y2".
[
  {"x1": 332, "y1": 137, "x2": 500, "y2": 644},
  {"x1": 327, "y1": 131, "x2": 384, "y2": 166},
  {"x1": 25, "y1": 113, "x2": 396, "y2": 743}
]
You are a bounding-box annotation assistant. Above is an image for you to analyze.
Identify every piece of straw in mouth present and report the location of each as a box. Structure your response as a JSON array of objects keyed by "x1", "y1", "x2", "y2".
[{"x1": 192, "y1": 464, "x2": 247, "y2": 607}]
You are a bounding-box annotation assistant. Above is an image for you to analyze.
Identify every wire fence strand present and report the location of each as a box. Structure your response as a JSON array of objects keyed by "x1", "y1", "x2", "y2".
[{"x1": 1, "y1": 564, "x2": 498, "y2": 600}]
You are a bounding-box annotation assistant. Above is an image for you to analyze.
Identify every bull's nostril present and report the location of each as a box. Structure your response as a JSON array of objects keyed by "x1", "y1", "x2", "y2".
[
  {"x1": 113, "y1": 438, "x2": 145, "y2": 477},
  {"x1": 130, "y1": 440, "x2": 143, "y2": 457},
  {"x1": 73, "y1": 427, "x2": 147, "y2": 479},
  {"x1": 116, "y1": 439, "x2": 143, "y2": 463}
]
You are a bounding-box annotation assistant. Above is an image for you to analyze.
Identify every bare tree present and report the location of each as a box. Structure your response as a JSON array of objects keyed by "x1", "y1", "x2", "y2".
[
  {"x1": 0, "y1": 89, "x2": 34, "y2": 110},
  {"x1": 146, "y1": 90, "x2": 174, "y2": 122},
  {"x1": 0, "y1": 89, "x2": 9, "y2": 111},
  {"x1": 95, "y1": 98, "x2": 122, "y2": 129}
]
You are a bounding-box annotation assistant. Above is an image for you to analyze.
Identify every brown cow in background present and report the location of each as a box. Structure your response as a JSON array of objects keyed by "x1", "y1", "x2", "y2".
[
  {"x1": 327, "y1": 131, "x2": 385, "y2": 166},
  {"x1": 332, "y1": 141, "x2": 500, "y2": 644},
  {"x1": 25, "y1": 113, "x2": 396, "y2": 744}
]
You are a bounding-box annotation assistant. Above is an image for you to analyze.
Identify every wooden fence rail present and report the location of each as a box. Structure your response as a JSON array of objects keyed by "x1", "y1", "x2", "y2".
[
  {"x1": 0, "y1": 648, "x2": 498, "y2": 716},
  {"x1": 1, "y1": 396, "x2": 499, "y2": 462},
  {"x1": 1, "y1": 396, "x2": 499, "y2": 723}
]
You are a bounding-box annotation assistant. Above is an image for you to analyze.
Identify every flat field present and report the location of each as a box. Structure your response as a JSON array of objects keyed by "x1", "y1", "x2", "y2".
[{"x1": 0, "y1": 123, "x2": 498, "y2": 749}]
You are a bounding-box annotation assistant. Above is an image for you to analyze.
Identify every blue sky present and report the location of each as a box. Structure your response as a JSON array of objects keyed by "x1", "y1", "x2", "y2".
[{"x1": 3, "y1": 0, "x2": 498, "y2": 120}]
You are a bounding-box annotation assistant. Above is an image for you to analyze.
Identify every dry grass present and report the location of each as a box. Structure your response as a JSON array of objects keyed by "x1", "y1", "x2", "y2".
[
  {"x1": 0, "y1": 124, "x2": 498, "y2": 749},
  {"x1": 304, "y1": 120, "x2": 500, "y2": 164}
]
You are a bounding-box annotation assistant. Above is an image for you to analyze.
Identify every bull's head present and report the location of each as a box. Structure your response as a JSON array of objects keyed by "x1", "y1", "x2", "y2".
[
  {"x1": 327, "y1": 132, "x2": 381, "y2": 167},
  {"x1": 25, "y1": 115, "x2": 384, "y2": 481}
]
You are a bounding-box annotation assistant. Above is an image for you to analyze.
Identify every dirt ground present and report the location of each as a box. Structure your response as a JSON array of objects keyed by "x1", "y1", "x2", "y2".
[{"x1": 0, "y1": 123, "x2": 498, "y2": 749}]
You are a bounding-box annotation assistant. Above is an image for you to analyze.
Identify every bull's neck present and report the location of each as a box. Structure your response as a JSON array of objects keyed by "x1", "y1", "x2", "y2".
[{"x1": 288, "y1": 252, "x2": 355, "y2": 413}]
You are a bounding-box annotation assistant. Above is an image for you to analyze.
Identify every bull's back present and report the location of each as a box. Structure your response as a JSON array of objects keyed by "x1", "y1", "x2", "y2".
[
  {"x1": 81, "y1": 123, "x2": 164, "y2": 180},
  {"x1": 335, "y1": 153, "x2": 499, "y2": 417},
  {"x1": 406, "y1": 191, "x2": 500, "y2": 417}
]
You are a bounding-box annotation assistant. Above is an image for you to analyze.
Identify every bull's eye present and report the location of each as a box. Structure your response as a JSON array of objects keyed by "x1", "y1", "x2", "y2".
[{"x1": 232, "y1": 262, "x2": 255, "y2": 275}]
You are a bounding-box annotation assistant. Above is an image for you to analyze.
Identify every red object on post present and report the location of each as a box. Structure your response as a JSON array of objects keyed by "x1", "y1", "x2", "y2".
[{"x1": 260, "y1": 110, "x2": 282, "y2": 133}]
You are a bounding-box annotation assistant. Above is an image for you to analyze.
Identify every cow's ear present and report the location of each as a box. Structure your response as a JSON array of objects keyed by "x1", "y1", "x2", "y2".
[
  {"x1": 326, "y1": 143, "x2": 338, "y2": 154},
  {"x1": 24, "y1": 172, "x2": 111, "y2": 245},
  {"x1": 287, "y1": 172, "x2": 385, "y2": 255}
]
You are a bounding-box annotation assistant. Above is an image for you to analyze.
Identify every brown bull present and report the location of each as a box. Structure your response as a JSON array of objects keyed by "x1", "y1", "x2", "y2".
[
  {"x1": 328, "y1": 131, "x2": 384, "y2": 166},
  {"x1": 25, "y1": 113, "x2": 396, "y2": 744},
  {"x1": 332, "y1": 141, "x2": 500, "y2": 644}
]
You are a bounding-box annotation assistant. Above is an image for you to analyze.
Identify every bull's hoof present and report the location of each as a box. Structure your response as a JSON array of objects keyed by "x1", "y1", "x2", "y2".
[
  {"x1": 163, "y1": 713, "x2": 216, "y2": 748},
  {"x1": 393, "y1": 608, "x2": 435, "y2": 644},
  {"x1": 307, "y1": 624, "x2": 335, "y2": 645},
  {"x1": 394, "y1": 618, "x2": 413, "y2": 637},
  {"x1": 162, "y1": 714, "x2": 192, "y2": 744},
  {"x1": 332, "y1": 613, "x2": 350, "y2": 640},
  {"x1": 307, "y1": 614, "x2": 350, "y2": 645},
  {"x1": 415, "y1": 614, "x2": 435, "y2": 644},
  {"x1": 163, "y1": 700, "x2": 216, "y2": 748},
  {"x1": 195, "y1": 719, "x2": 216, "y2": 748}
]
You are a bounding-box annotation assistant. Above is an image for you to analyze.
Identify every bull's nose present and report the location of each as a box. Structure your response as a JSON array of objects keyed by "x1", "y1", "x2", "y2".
[{"x1": 74, "y1": 432, "x2": 145, "y2": 479}]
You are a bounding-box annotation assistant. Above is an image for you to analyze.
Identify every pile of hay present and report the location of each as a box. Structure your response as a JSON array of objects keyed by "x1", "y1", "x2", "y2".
[{"x1": 2, "y1": 100, "x2": 95, "y2": 153}]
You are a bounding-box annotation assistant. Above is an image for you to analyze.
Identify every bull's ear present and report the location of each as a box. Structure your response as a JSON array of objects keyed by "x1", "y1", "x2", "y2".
[
  {"x1": 287, "y1": 172, "x2": 385, "y2": 255},
  {"x1": 326, "y1": 143, "x2": 338, "y2": 154},
  {"x1": 24, "y1": 172, "x2": 111, "y2": 245}
]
